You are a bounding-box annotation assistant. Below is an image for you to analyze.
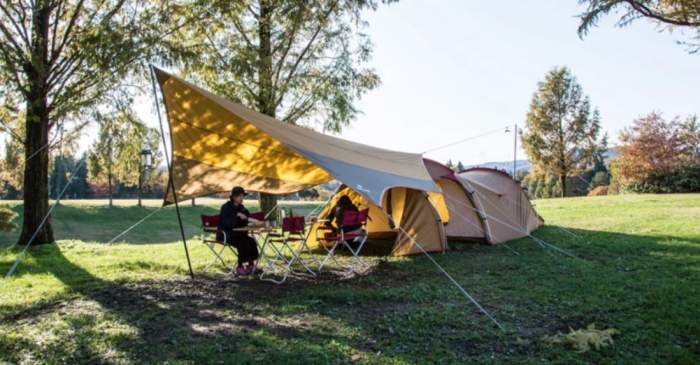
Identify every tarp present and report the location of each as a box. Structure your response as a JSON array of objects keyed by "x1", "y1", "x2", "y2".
[{"x1": 154, "y1": 68, "x2": 438, "y2": 206}]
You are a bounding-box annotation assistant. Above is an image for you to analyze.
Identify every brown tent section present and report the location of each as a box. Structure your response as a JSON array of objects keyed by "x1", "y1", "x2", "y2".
[
  {"x1": 423, "y1": 159, "x2": 486, "y2": 241},
  {"x1": 459, "y1": 168, "x2": 544, "y2": 244},
  {"x1": 307, "y1": 185, "x2": 447, "y2": 256}
]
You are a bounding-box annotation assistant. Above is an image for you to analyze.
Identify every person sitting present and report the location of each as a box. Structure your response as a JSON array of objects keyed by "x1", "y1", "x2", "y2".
[
  {"x1": 218, "y1": 186, "x2": 263, "y2": 275},
  {"x1": 325, "y1": 195, "x2": 362, "y2": 249}
]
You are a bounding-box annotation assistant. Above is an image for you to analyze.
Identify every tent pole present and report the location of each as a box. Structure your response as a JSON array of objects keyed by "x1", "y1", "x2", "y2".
[{"x1": 149, "y1": 64, "x2": 195, "y2": 280}]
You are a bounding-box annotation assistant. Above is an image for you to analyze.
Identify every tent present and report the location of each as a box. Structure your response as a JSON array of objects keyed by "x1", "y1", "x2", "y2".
[
  {"x1": 458, "y1": 167, "x2": 544, "y2": 243},
  {"x1": 306, "y1": 185, "x2": 447, "y2": 256},
  {"x1": 423, "y1": 159, "x2": 487, "y2": 241},
  {"x1": 422, "y1": 160, "x2": 544, "y2": 244},
  {"x1": 153, "y1": 67, "x2": 542, "y2": 257},
  {"x1": 153, "y1": 67, "x2": 445, "y2": 254}
]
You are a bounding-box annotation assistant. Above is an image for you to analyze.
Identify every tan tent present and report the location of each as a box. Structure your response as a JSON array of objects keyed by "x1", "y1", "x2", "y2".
[
  {"x1": 423, "y1": 159, "x2": 487, "y2": 241},
  {"x1": 459, "y1": 168, "x2": 544, "y2": 244},
  {"x1": 307, "y1": 185, "x2": 447, "y2": 256}
]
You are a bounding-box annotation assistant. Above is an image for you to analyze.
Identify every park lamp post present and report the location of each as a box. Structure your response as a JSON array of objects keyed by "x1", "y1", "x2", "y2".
[
  {"x1": 138, "y1": 148, "x2": 152, "y2": 207},
  {"x1": 505, "y1": 124, "x2": 518, "y2": 179}
]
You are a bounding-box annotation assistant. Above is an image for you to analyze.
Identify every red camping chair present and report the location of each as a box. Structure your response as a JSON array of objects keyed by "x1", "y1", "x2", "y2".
[
  {"x1": 259, "y1": 216, "x2": 319, "y2": 284},
  {"x1": 317, "y1": 209, "x2": 370, "y2": 273},
  {"x1": 249, "y1": 211, "x2": 265, "y2": 222},
  {"x1": 200, "y1": 214, "x2": 237, "y2": 271}
]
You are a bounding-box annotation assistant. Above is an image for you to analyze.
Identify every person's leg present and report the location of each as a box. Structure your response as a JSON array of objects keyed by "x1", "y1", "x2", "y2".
[{"x1": 242, "y1": 236, "x2": 261, "y2": 273}]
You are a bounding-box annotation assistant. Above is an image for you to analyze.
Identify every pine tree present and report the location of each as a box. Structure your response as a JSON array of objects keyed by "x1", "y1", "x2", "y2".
[{"x1": 521, "y1": 67, "x2": 604, "y2": 198}]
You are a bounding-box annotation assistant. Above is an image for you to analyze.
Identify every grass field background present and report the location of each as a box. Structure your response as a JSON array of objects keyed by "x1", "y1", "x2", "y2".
[{"x1": 1, "y1": 194, "x2": 699, "y2": 364}]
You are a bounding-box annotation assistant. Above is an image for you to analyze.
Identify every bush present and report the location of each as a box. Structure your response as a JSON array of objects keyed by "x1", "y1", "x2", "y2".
[
  {"x1": 628, "y1": 166, "x2": 700, "y2": 193},
  {"x1": 588, "y1": 186, "x2": 608, "y2": 196},
  {"x1": 0, "y1": 206, "x2": 17, "y2": 232}
]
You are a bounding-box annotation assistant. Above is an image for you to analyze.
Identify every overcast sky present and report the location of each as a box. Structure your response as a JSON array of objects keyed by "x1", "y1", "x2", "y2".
[{"x1": 24, "y1": 0, "x2": 700, "y2": 166}]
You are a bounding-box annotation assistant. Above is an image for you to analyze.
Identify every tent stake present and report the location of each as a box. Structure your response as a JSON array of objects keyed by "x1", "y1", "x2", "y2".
[{"x1": 149, "y1": 65, "x2": 195, "y2": 280}]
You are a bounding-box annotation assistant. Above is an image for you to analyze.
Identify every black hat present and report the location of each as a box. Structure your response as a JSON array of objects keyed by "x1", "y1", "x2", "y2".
[{"x1": 230, "y1": 186, "x2": 247, "y2": 197}]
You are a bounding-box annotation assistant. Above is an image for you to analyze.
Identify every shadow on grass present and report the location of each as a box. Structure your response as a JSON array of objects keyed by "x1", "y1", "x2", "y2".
[
  {"x1": 1, "y1": 244, "x2": 400, "y2": 364},
  {"x1": 2, "y1": 223, "x2": 700, "y2": 363},
  {"x1": 1, "y1": 203, "x2": 323, "y2": 247}
]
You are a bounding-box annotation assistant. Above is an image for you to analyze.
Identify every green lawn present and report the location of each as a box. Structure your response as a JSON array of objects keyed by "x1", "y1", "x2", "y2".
[{"x1": 1, "y1": 195, "x2": 699, "y2": 364}]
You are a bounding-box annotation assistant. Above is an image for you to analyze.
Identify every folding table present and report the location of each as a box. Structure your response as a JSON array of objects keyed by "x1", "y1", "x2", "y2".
[{"x1": 258, "y1": 216, "x2": 320, "y2": 284}]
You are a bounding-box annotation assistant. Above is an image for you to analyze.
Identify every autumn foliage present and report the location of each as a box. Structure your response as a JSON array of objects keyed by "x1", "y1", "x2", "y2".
[{"x1": 611, "y1": 112, "x2": 700, "y2": 192}]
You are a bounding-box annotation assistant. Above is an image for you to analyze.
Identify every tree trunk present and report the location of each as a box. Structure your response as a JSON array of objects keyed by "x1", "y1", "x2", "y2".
[
  {"x1": 18, "y1": 111, "x2": 54, "y2": 245},
  {"x1": 17, "y1": 2, "x2": 53, "y2": 246},
  {"x1": 107, "y1": 137, "x2": 113, "y2": 207},
  {"x1": 560, "y1": 174, "x2": 567, "y2": 198},
  {"x1": 256, "y1": 0, "x2": 278, "y2": 218}
]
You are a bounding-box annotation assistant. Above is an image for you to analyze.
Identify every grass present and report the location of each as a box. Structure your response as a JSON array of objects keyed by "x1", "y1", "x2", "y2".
[{"x1": 1, "y1": 194, "x2": 699, "y2": 364}]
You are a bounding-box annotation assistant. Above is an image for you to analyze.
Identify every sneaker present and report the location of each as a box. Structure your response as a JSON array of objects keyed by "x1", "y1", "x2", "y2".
[{"x1": 236, "y1": 266, "x2": 249, "y2": 276}]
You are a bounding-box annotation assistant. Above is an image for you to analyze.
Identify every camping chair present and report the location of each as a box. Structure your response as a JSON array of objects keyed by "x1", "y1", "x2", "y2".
[
  {"x1": 259, "y1": 216, "x2": 319, "y2": 284},
  {"x1": 200, "y1": 214, "x2": 237, "y2": 272},
  {"x1": 317, "y1": 209, "x2": 370, "y2": 273}
]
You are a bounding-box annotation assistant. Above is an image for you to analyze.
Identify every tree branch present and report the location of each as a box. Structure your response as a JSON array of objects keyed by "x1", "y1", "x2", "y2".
[
  {"x1": 624, "y1": 0, "x2": 700, "y2": 27},
  {"x1": 274, "y1": 0, "x2": 340, "y2": 107},
  {"x1": 49, "y1": 0, "x2": 87, "y2": 66},
  {"x1": 0, "y1": 118, "x2": 25, "y2": 143},
  {"x1": 0, "y1": 2, "x2": 31, "y2": 50}
]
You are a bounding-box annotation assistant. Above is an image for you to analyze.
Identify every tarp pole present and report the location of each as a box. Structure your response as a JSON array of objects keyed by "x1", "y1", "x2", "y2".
[{"x1": 149, "y1": 65, "x2": 195, "y2": 280}]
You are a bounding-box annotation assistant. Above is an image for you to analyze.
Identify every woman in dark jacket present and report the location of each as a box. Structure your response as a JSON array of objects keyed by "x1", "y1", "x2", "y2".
[{"x1": 218, "y1": 186, "x2": 262, "y2": 275}]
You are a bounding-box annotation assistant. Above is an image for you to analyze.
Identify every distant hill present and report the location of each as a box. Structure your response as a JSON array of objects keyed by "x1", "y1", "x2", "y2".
[
  {"x1": 465, "y1": 160, "x2": 530, "y2": 174},
  {"x1": 464, "y1": 147, "x2": 619, "y2": 174}
]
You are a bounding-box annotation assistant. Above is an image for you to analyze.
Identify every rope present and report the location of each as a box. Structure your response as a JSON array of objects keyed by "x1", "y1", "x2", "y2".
[
  {"x1": 422, "y1": 125, "x2": 511, "y2": 154},
  {"x1": 4, "y1": 157, "x2": 87, "y2": 279},
  {"x1": 388, "y1": 216, "x2": 505, "y2": 332},
  {"x1": 441, "y1": 186, "x2": 584, "y2": 261},
  {"x1": 106, "y1": 206, "x2": 165, "y2": 244}
]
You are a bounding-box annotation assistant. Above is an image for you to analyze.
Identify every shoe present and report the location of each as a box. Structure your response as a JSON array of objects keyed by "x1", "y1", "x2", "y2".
[
  {"x1": 248, "y1": 264, "x2": 263, "y2": 275},
  {"x1": 236, "y1": 266, "x2": 249, "y2": 276}
]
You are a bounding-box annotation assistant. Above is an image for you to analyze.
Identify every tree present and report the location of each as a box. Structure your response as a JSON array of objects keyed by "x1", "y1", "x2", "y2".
[
  {"x1": 521, "y1": 67, "x2": 604, "y2": 198},
  {"x1": 176, "y1": 0, "x2": 387, "y2": 214},
  {"x1": 678, "y1": 115, "x2": 700, "y2": 164},
  {"x1": 577, "y1": 0, "x2": 700, "y2": 53},
  {"x1": 610, "y1": 112, "x2": 699, "y2": 191},
  {"x1": 88, "y1": 109, "x2": 154, "y2": 207},
  {"x1": 456, "y1": 161, "x2": 465, "y2": 172},
  {"x1": 0, "y1": 1, "x2": 184, "y2": 245}
]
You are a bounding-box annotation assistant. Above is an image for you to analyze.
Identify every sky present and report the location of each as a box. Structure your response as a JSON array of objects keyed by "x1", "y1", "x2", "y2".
[
  {"x1": 341, "y1": 0, "x2": 700, "y2": 165},
  {"x1": 27, "y1": 0, "x2": 700, "y2": 166}
]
